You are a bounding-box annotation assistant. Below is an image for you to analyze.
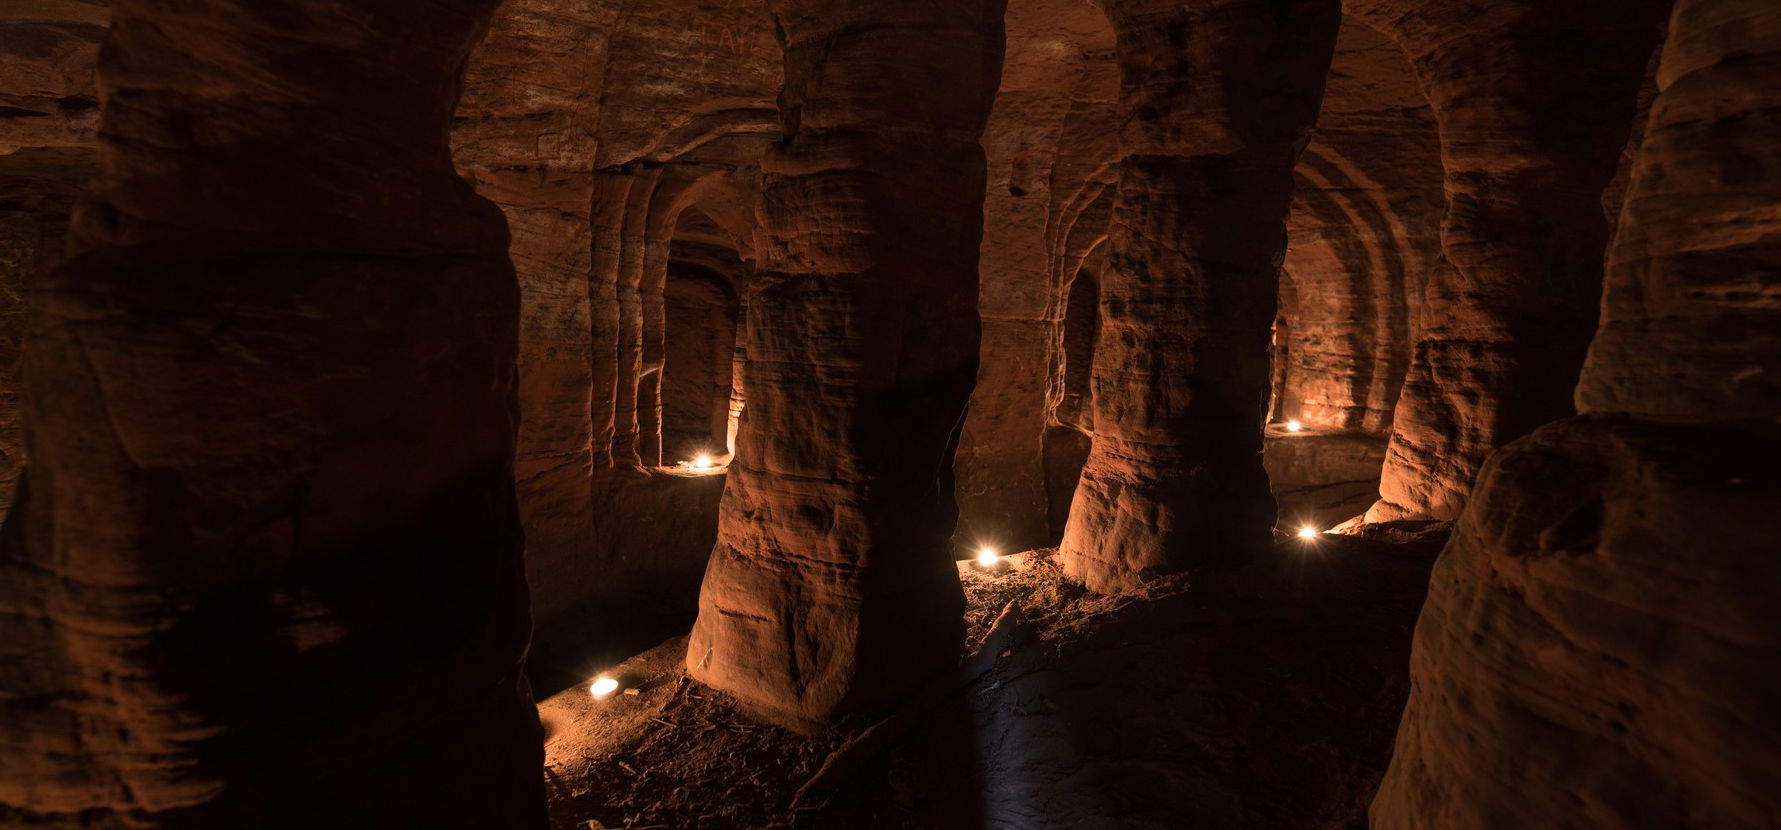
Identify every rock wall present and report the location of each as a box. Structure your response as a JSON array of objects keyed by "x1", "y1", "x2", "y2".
[
  {"x1": 0, "y1": 1, "x2": 103, "y2": 157},
  {"x1": 1264, "y1": 429, "x2": 1390, "y2": 531},
  {"x1": 0, "y1": 185, "x2": 68, "y2": 519},
  {"x1": 3, "y1": 1, "x2": 1766, "y2": 822},
  {"x1": 1032, "y1": 34, "x2": 1119, "y2": 546},
  {"x1": 4, "y1": 1, "x2": 1465, "y2": 668},
  {"x1": 686, "y1": 0, "x2": 1006, "y2": 726},
  {"x1": 0, "y1": 214, "x2": 29, "y2": 511},
  {"x1": 1021, "y1": 9, "x2": 1441, "y2": 545},
  {"x1": 1276, "y1": 16, "x2": 1441, "y2": 437},
  {"x1": 4, "y1": 2, "x2": 780, "y2": 681},
  {"x1": 0, "y1": 1, "x2": 105, "y2": 518},
  {"x1": 0, "y1": 0, "x2": 546, "y2": 824},
  {"x1": 452, "y1": 0, "x2": 615, "y2": 655},
  {"x1": 523, "y1": 466, "x2": 727, "y2": 691},
  {"x1": 451, "y1": 0, "x2": 779, "y2": 673},
  {"x1": 1355, "y1": 0, "x2": 1671, "y2": 522},
  {"x1": 1371, "y1": 0, "x2": 1781, "y2": 825},
  {"x1": 1057, "y1": 0, "x2": 1341, "y2": 592},
  {"x1": 953, "y1": 0, "x2": 1116, "y2": 555},
  {"x1": 661, "y1": 263, "x2": 738, "y2": 459}
]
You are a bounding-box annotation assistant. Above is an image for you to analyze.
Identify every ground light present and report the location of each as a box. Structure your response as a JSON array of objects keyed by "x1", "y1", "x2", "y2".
[
  {"x1": 693, "y1": 454, "x2": 714, "y2": 469},
  {"x1": 1286, "y1": 420, "x2": 1303, "y2": 432},
  {"x1": 590, "y1": 676, "x2": 619, "y2": 698},
  {"x1": 977, "y1": 546, "x2": 1000, "y2": 567},
  {"x1": 1297, "y1": 525, "x2": 1319, "y2": 540}
]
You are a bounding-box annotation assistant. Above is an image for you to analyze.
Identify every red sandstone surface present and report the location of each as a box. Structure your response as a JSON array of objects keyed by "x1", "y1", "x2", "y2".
[{"x1": 0, "y1": 0, "x2": 1775, "y2": 826}]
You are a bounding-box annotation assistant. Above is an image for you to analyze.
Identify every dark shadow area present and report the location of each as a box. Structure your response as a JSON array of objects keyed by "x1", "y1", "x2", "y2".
[
  {"x1": 526, "y1": 467, "x2": 728, "y2": 698},
  {"x1": 1042, "y1": 425, "x2": 1092, "y2": 541},
  {"x1": 811, "y1": 526, "x2": 1446, "y2": 828},
  {"x1": 663, "y1": 260, "x2": 740, "y2": 464}
]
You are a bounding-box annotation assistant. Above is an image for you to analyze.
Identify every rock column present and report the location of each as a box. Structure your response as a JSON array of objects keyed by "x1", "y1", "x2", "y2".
[
  {"x1": 1372, "y1": 1, "x2": 1781, "y2": 826},
  {"x1": 685, "y1": 0, "x2": 1005, "y2": 726},
  {"x1": 0, "y1": 1, "x2": 545, "y2": 825},
  {"x1": 1057, "y1": 0, "x2": 1340, "y2": 592},
  {"x1": 1359, "y1": 0, "x2": 1669, "y2": 521}
]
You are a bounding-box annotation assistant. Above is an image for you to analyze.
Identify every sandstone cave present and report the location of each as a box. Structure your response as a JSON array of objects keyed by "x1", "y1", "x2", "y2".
[{"x1": 1, "y1": 0, "x2": 1777, "y2": 828}]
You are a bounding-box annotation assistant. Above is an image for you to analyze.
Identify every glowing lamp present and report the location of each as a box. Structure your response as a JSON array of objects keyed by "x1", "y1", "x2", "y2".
[
  {"x1": 976, "y1": 547, "x2": 999, "y2": 567},
  {"x1": 1286, "y1": 420, "x2": 1303, "y2": 432},
  {"x1": 590, "y1": 676, "x2": 619, "y2": 698},
  {"x1": 693, "y1": 454, "x2": 714, "y2": 469},
  {"x1": 1297, "y1": 526, "x2": 1319, "y2": 540}
]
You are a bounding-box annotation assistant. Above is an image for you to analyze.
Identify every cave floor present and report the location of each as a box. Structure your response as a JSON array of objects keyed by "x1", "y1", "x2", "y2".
[{"x1": 540, "y1": 524, "x2": 1448, "y2": 830}]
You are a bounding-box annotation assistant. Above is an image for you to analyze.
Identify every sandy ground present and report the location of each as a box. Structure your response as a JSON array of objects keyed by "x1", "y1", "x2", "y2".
[{"x1": 541, "y1": 523, "x2": 1448, "y2": 829}]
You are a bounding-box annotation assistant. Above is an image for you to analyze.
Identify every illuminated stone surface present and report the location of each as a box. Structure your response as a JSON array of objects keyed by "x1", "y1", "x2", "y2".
[
  {"x1": 683, "y1": 0, "x2": 1005, "y2": 726},
  {"x1": 0, "y1": 0, "x2": 1774, "y2": 823},
  {"x1": 1354, "y1": 0, "x2": 1669, "y2": 522},
  {"x1": 1056, "y1": 0, "x2": 1342, "y2": 592},
  {"x1": 1372, "y1": 1, "x2": 1781, "y2": 824}
]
